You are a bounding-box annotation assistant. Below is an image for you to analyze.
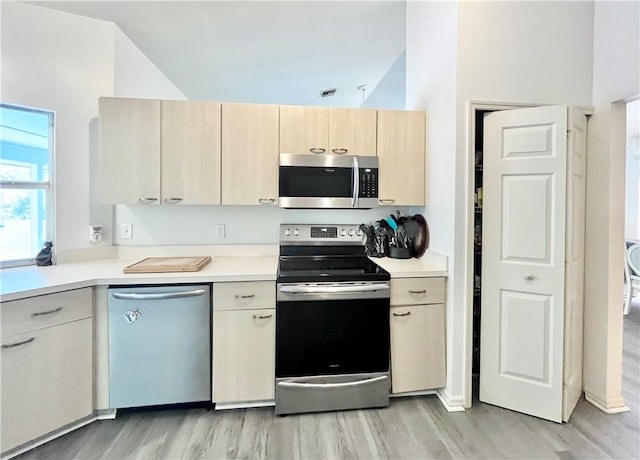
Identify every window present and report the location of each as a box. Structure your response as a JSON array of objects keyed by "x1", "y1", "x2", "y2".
[{"x1": 0, "y1": 103, "x2": 55, "y2": 267}]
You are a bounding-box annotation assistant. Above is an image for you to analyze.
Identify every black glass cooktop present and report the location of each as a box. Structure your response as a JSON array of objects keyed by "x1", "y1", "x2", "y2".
[{"x1": 277, "y1": 255, "x2": 390, "y2": 283}]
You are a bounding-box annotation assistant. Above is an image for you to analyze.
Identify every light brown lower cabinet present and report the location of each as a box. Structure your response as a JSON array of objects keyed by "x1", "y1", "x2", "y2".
[
  {"x1": 212, "y1": 309, "x2": 275, "y2": 404},
  {"x1": 212, "y1": 281, "x2": 276, "y2": 405},
  {"x1": 389, "y1": 278, "x2": 446, "y2": 394},
  {"x1": 1, "y1": 288, "x2": 93, "y2": 455}
]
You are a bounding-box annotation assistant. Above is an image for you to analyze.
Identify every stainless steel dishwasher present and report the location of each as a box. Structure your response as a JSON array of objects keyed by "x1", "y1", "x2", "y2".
[{"x1": 108, "y1": 284, "x2": 211, "y2": 409}]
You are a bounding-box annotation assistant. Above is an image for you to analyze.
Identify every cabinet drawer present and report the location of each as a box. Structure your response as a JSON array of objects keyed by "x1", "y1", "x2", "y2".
[
  {"x1": 213, "y1": 281, "x2": 275, "y2": 311},
  {"x1": 391, "y1": 277, "x2": 445, "y2": 306},
  {"x1": 1, "y1": 288, "x2": 93, "y2": 337}
]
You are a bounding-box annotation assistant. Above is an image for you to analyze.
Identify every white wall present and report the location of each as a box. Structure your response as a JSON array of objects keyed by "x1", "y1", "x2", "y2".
[
  {"x1": 113, "y1": 28, "x2": 187, "y2": 101},
  {"x1": 405, "y1": 0, "x2": 460, "y2": 405},
  {"x1": 1, "y1": 2, "x2": 189, "y2": 252},
  {"x1": 407, "y1": 0, "x2": 595, "y2": 408},
  {"x1": 1, "y1": 2, "x2": 114, "y2": 251},
  {"x1": 364, "y1": 51, "x2": 406, "y2": 110},
  {"x1": 584, "y1": 0, "x2": 639, "y2": 411}
]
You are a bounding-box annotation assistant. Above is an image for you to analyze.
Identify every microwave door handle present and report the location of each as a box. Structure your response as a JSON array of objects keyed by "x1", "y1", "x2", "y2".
[{"x1": 352, "y1": 156, "x2": 359, "y2": 208}]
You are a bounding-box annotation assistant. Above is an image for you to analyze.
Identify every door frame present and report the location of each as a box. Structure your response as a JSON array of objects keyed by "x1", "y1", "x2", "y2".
[{"x1": 464, "y1": 101, "x2": 537, "y2": 407}]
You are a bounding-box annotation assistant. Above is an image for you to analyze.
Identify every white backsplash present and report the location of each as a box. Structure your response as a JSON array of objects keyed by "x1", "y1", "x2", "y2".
[{"x1": 114, "y1": 204, "x2": 418, "y2": 246}]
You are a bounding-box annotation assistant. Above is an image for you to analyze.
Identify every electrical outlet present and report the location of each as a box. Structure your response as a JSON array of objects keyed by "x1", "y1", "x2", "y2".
[
  {"x1": 121, "y1": 224, "x2": 133, "y2": 240},
  {"x1": 216, "y1": 224, "x2": 226, "y2": 239}
]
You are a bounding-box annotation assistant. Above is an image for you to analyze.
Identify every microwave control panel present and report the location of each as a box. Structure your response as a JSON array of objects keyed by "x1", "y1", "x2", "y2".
[{"x1": 359, "y1": 168, "x2": 378, "y2": 198}]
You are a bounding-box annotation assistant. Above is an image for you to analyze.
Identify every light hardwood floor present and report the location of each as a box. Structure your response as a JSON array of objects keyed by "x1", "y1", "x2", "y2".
[{"x1": 16, "y1": 302, "x2": 640, "y2": 460}]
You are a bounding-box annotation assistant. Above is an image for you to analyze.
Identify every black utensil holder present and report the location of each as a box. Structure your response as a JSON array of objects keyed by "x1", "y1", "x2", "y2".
[{"x1": 387, "y1": 247, "x2": 412, "y2": 259}]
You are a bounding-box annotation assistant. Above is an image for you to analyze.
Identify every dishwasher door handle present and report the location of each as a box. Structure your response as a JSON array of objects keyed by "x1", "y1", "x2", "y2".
[{"x1": 111, "y1": 289, "x2": 207, "y2": 300}]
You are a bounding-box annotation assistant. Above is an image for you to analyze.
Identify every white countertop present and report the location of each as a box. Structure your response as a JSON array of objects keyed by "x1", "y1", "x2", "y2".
[
  {"x1": 1, "y1": 248, "x2": 448, "y2": 302},
  {"x1": 0, "y1": 256, "x2": 280, "y2": 302},
  {"x1": 371, "y1": 254, "x2": 448, "y2": 278}
]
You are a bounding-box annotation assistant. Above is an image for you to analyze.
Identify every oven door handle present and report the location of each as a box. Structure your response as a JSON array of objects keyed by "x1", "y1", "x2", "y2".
[
  {"x1": 278, "y1": 375, "x2": 388, "y2": 389},
  {"x1": 278, "y1": 284, "x2": 390, "y2": 294}
]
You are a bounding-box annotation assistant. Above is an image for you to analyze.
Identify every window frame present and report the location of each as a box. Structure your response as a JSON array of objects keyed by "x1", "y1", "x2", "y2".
[{"x1": 0, "y1": 102, "x2": 56, "y2": 268}]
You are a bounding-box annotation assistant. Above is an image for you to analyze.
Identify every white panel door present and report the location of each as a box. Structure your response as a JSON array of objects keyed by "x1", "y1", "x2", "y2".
[
  {"x1": 562, "y1": 107, "x2": 587, "y2": 421},
  {"x1": 480, "y1": 105, "x2": 567, "y2": 423}
]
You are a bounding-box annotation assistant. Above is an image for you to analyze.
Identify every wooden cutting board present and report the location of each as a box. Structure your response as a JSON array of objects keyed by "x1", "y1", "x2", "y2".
[{"x1": 123, "y1": 256, "x2": 212, "y2": 273}]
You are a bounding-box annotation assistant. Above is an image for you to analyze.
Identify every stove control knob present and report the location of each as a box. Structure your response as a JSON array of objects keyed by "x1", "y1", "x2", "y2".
[
  {"x1": 293, "y1": 228, "x2": 300, "y2": 237},
  {"x1": 340, "y1": 229, "x2": 347, "y2": 236},
  {"x1": 356, "y1": 229, "x2": 363, "y2": 236},
  {"x1": 348, "y1": 229, "x2": 355, "y2": 237},
  {"x1": 284, "y1": 228, "x2": 291, "y2": 237}
]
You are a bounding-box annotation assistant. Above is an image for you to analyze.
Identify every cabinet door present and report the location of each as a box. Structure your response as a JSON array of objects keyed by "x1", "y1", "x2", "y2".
[
  {"x1": 377, "y1": 110, "x2": 426, "y2": 206},
  {"x1": 279, "y1": 105, "x2": 329, "y2": 154},
  {"x1": 213, "y1": 309, "x2": 275, "y2": 403},
  {"x1": 161, "y1": 101, "x2": 221, "y2": 205},
  {"x1": 99, "y1": 97, "x2": 161, "y2": 204},
  {"x1": 1, "y1": 319, "x2": 93, "y2": 453},
  {"x1": 221, "y1": 103, "x2": 279, "y2": 205},
  {"x1": 390, "y1": 303, "x2": 445, "y2": 393},
  {"x1": 329, "y1": 108, "x2": 377, "y2": 156}
]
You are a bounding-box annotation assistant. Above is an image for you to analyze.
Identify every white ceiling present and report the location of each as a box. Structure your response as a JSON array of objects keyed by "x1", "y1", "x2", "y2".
[{"x1": 32, "y1": 0, "x2": 407, "y2": 108}]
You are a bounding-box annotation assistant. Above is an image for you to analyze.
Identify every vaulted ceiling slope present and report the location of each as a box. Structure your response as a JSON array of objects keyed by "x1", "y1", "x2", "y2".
[{"x1": 31, "y1": 1, "x2": 407, "y2": 108}]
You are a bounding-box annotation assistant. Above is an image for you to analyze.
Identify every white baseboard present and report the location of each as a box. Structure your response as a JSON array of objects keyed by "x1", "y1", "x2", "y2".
[
  {"x1": 95, "y1": 408, "x2": 117, "y2": 420},
  {"x1": 214, "y1": 400, "x2": 275, "y2": 410},
  {"x1": 2, "y1": 415, "x2": 96, "y2": 459},
  {"x1": 436, "y1": 390, "x2": 466, "y2": 412},
  {"x1": 390, "y1": 389, "x2": 438, "y2": 398},
  {"x1": 584, "y1": 391, "x2": 630, "y2": 414}
]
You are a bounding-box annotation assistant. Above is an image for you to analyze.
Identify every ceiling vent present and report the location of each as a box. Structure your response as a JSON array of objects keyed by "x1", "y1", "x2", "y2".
[{"x1": 320, "y1": 88, "x2": 337, "y2": 98}]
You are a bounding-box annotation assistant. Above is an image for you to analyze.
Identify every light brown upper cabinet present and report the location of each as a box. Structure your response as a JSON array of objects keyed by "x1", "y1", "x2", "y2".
[
  {"x1": 221, "y1": 103, "x2": 279, "y2": 205},
  {"x1": 99, "y1": 97, "x2": 160, "y2": 204},
  {"x1": 279, "y1": 105, "x2": 377, "y2": 156},
  {"x1": 377, "y1": 110, "x2": 427, "y2": 206},
  {"x1": 98, "y1": 97, "x2": 221, "y2": 205},
  {"x1": 161, "y1": 100, "x2": 221, "y2": 205}
]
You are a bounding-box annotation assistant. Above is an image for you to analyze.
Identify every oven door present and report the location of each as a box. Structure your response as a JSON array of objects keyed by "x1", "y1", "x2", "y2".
[{"x1": 275, "y1": 282, "x2": 390, "y2": 414}]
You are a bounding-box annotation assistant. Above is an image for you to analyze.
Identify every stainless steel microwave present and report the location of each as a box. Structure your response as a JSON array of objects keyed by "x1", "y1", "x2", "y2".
[{"x1": 279, "y1": 153, "x2": 379, "y2": 209}]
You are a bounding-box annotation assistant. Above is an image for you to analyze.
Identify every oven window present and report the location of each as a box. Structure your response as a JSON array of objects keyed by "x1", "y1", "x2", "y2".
[
  {"x1": 279, "y1": 166, "x2": 353, "y2": 198},
  {"x1": 276, "y1": 298, "x2": 390, "y2": 378}
]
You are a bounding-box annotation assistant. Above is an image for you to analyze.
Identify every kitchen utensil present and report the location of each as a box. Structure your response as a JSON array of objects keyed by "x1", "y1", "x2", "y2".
[
  {"x1": 389, "y1": 214, "x2": 400, "y2": 225},
  {"x1": 411, "y1": 214, "x2": 430, "y2": 258},
  {"x1": 386, "y1": 217, "x2": 398, "y2": 231}
]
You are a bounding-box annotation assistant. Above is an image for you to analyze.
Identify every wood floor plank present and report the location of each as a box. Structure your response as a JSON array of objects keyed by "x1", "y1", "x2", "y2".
[{"x1": 13, "y1": 303, "x2": 640, "y2": 460}]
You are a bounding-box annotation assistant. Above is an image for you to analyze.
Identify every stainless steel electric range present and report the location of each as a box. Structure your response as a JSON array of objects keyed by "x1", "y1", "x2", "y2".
[{"x1": 275, "y1": 224, "x2": 391, "y2": 415}]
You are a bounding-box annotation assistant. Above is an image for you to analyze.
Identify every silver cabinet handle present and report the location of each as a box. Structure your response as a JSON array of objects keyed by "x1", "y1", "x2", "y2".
[
  {"x1": 393, "y1": 311, "x2": 411, "y2": 317},
  {"x1": 332, "y1": 148, "x2": 348, "y2": 154},
  {"x1": 2, "y1": 337, "x2": 35, "y2": 349},
  {"x1": 379, "y1": 199, "x2": 395, "y2": 204},
  {"x1": 408, "y1": 290, "x2": 427, "y2": 295},
  {"x1": 252, "y1": 314, "x2": 273, "y2": 320},
  {"x1": 112, "y1": 289, "x2": 206, "y2": 300},
  {"x1": 138, "y1": 197, "x2": 158, "y2": 204},
  {"x1": 309, "y1": 147, "x2": 326, "y2": 154},
  {"x1": 278, "y1": 375, "x2": 387, "y2": 389},
  {"x1": 31, "y1": 307, "x2": 63, "y2": 317},
  {"x1": 235, "y1": 294, "x2": 256, "y2": 299},
  {"x1": 164, "y1": 197, "x2": 183, "y2": 204},
  {"x1": 258, "y1": 198, "x2": 276, "y2": 204},
  {"x1": 524, "y1": 275, "x2": 536, "y2": 281}
]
